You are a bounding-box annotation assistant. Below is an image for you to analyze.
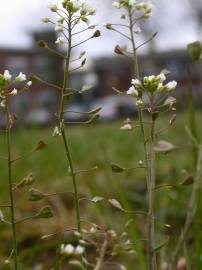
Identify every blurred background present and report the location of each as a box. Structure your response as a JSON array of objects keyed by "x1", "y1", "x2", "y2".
[
  {"x1": 0, "y1": 1, "x2": 202, "y2": 269},
  {"x1": 0, "y1": 0, "x2": 202, "y2": 125}
]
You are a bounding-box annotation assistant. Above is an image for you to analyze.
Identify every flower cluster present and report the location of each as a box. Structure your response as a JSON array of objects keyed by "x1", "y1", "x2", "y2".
[
  {"x1": 126, "y1": 73, "x2": 177, "y2": 108},
  {"x1": 48, "y1": 1, "x2": 96, "y2": 17},
  {"x1": 60, "y1": 243, "x2": 85, "y2": 256},
  {"x1": 0, "y1": 70, "x2": 32, "y2": 108},
  {"x1": 127, "y1": 73, "x2": 177, "y2": 97},
  {"x1": 44, "y1": 1, "x2": 98, "y2": 45},
  {"x1": 112, "y1": 0, "x2": 152, "y2": 17}
]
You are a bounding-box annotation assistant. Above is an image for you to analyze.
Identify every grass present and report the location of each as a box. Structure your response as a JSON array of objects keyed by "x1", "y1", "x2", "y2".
[{"x1": 0, "y1": 111, "x2": 202, "y2": 269}]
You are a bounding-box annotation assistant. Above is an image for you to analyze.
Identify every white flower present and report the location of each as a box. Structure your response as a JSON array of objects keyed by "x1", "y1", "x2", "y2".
[
  {"x1": 0, "y1": 100, "x2": 6, "y2": 108},
  {"x1": 90, "y1": 227, "x2": 97, "y2": 233},
  {"x1": 157, "y1": 73, "x2": 166, "y2": 82},
  {"x1": 27, "y1": 81, "x2": 32, "y2": 87},
  {"x1": 166, "y1": 80, "x2": 177, "y2": 91},
  {"x1": 112, "y1": 1, "x2": 121, "y2": 8},
  {"x1": 127, "y1": 86, "x2": 138, "y2": 97},
  {"x1": 120, "y1": 124, "x2": 132, "y2": 130},
  {"x1": 71, "y1": 0, "x2": 81, "y2": 9},
  {"x1": 3, "y1": 70, "x2": 12, "y2": 81},
  {"x1": 82, "y1": 3, "x2": 95, "y2": 13},
  {"x1": 129, "y1": 0, "x2": 137, "y2": 6},
  {"x1": 138, "y1": 160, "x2": 143, "y2": 166},
  {"x1": 61, "y1": 244, "x2": 75, "y2": 255},
  {"x1": 55, "y1": 37, "x2": 65, "y2": 45},
  {"x1": 55, "y1": 24, "x2": 64, "y2": 32},
  {"x1": 49, "y1": 4, "x2": 58, "y2": 12},
  {"x1": 147, "y1": 75, "x2": 155, "y2": 81},
  {"x1": 52, "y1": 126, "x2": 61, "y2": 137},
  {"x1": 16, "y1": 72, "x2": 26, "y2": 82},
  {"x1": 144, "y1": 2, "x2": 153, "y2": 11},
  {"x1": 10, "y1": 88, "x2": 18, "y2": 96},
  {"x1": 134, "y1": 27, "x2": 141, "y2": 34},
  {"x1": 131, "y1": 78, "x2": 141, "y2": 86},
  {"x1": 75, "y1": 245, "x2": 85, "y2": 255},
  {"x1": 136, "y1": 99, "x2": 144, "y2": 107},
  {"x1": 157, "y1": 83, "x2": 163, "y2": 91}
]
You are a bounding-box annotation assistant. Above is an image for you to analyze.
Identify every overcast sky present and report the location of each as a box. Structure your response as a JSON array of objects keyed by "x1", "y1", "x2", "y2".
[{"x1": 0, "y1": 0, "x2": 199, "y2": 57}]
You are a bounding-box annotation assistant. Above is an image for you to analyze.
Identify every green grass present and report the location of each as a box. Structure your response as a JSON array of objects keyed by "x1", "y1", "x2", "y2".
[{"x1": 0, "y1": 112, "x2": 202, "y2": 268}]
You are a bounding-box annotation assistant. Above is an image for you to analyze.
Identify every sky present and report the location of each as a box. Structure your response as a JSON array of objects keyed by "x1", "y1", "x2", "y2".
[{"x1": 0, "y1": 0, "x2": 199, "y2": 58}]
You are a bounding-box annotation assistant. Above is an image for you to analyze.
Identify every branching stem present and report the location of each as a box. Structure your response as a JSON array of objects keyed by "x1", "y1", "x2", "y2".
[
  {"x1": 58, "y1": 12, "x2": 81, "y2": 233},
  {"x1": 128, "y1": 7, "x2": 157, "y2": 269}
]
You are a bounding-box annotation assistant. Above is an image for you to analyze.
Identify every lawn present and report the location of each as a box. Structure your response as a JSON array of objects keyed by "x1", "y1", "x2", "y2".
[{"x1": 0, "y1": 111, "x2": 201, "y2": 269}]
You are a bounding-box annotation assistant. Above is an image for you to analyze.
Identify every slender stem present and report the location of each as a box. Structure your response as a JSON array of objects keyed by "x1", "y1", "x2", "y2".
[
  {"x1": 129, "y1": 8, "x2": 139, "y2": 78},
  {"x1": 58, "y1": 12, "x2": 81, "y2": 233},
  {"x1": 169, "y1": 145, "x2": 202, "y2": 270},
  {"x1": 94, "y1": 233, "x2": 108, "y2": 270},
  {"x1": 147, "y1": 113, "x2": 156, "y2": 270},
  {"x1": 5, "y1": 100, "x2": 18, "y2": 270},
  {"x1": 129, "y1": 7, "x2": 158, "y2": 268},
  {"x1": 128, "y1": 8, "x2": 156, "y2": 269}
]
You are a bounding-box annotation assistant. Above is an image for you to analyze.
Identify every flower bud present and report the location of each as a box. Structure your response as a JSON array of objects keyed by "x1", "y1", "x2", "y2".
[
  {"x1": 41, "y1": 17, "x2": 50, "y2": 23},
  {"x1": 49, "y1": 4, "x2": 58, "y2": 12}
]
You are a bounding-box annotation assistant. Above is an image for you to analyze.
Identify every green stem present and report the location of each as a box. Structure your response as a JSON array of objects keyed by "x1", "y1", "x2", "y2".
[
  {"x1": 147, "y1": 115, "x2": 156, "y2": 270},
  {"x1": 6, "y1": 101, "x2": 18, "y2": 270},
  {"x1": 58, "y1": 12, "x2": 81, "y2": 233},
  {"x1": 129, "y1": 8, "x2": 156, "y2": 269}
]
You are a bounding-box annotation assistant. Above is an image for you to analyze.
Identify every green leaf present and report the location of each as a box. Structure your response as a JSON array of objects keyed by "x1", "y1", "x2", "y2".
[
  {"x1": 187, "y1": 41, "x2": 202, "y2": 61},
  {"x1": 108, "y1": 198, "x2": 125, "y2": 212},
  {"x1": 36, "y1": 206, "x2": 53, "y2": 219},
  {"x1": 29, "y1": 188, "x2": 46, "y2": 201},
  {"x1": 111, "y1": 163, "x2": 125, "y2": 173}
]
